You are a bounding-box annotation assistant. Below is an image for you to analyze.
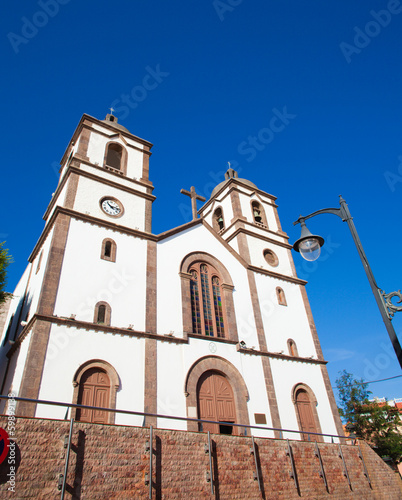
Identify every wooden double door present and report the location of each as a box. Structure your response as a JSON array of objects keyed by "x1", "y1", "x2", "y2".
[
  {"x1": 76, "y1": 368, "x2": 110, "y2": 424},
  {"x1": 197, "y1": 371, "x2": 236, "y2": 435}
]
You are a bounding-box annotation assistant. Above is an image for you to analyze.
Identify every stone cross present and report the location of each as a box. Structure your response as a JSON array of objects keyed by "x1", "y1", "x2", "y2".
[{"x1": 180, "y1": 186, "x2": 206, "y2": 220}]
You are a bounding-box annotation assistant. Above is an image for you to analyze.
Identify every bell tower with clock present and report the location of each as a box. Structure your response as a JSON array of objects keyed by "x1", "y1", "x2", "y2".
[
  {"x1": 8, "y1": 113, "x2": 158, "y2": 416},
  {"x1": 45, "y1": 112, "x2": 155, "y2": 233}
]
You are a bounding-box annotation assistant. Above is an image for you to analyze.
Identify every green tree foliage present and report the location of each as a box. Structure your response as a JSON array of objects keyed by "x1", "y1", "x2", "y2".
[
  {"x1": 335, "y1": 370, "x2": 371, "y2": 424},
  {"x1": 0, "y1": 241, "x2": 13, "y2": 306},
  {"x1": 336, "y1": 370, "x2": 402, "y2": 465}
]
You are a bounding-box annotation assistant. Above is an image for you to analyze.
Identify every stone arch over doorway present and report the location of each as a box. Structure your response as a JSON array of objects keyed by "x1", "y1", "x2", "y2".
[
  {"x1": 291, "y1": 382, "x2": 323, "y2": 442},
  {"x1": 72, "y1": 359, "x2": 120, "y2": 424},
  {"x1": 184, "y1": 356, "x2": 249, "y2": 434}
]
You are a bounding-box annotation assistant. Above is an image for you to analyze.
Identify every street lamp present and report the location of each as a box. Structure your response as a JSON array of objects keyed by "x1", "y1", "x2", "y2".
[{"x1": 293, "y1": 195, "x2": 402, "y2": 370}]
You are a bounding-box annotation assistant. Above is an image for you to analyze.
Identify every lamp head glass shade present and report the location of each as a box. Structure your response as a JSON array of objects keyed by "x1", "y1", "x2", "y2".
[{"x1": 293, "y1": 220, "x2": 325, "y2": 262}]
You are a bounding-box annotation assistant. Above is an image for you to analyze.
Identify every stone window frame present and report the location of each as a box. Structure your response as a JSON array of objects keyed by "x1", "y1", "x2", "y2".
[
  {"x1": 100, "y1": 238, "x2": 117, "y2": 262},
  {"x1": 212, "y1": 206, "x2": 225, "y2": 233},
  {"x1": 263, "y1": 248, "x2": 279, "y2": 267},
  {"x1": 180, "y1": 252, "x2": 238, "y2": 342},
  {"x1": 103, "y1": 141, "x2": 128, "y2": 176},
  {"x1": 291, "y1": 382, "x2": 323, "y2": 442},
  {"x1": 94, "y1": 301, "x2": 112, "y2": 326},
  {"x1": 250, "y1": 199, "x2": 268, "y2": 228},
  {"x1": 276, "y1": 286, "x2": 287, "y2": 306},
  {"x1": 71, "y1": 359, "x2": 120, "y2": 424},
  {"x1": 184, "y1": 355, "x2": 250, "y2": 434},
  {"x1": 287, "y1": 338, "x2": 298, "y2": 357}
]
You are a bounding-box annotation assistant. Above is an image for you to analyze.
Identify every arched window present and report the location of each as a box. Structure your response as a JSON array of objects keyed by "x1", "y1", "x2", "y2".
[
  {"x1": 213, "y1": 207, "x2": 225, "y2": 233},
  {"x1": 276, "y1": 287, "x2": 287, "y2": 306},
  {"x1": 251, "y1": 200, "x2": 267, "y2": 227},
  {"x1": 94, "y1": 301, "x2": 111, "y2": 326},
  {"x1": 105, "y1": 143, "x2": 123, "y2": 170},
  {"x1": 197, "y1": 371, "x2": 236, "y2": 434},
  {"x1": 292, "y1": 383, "x2": 322, "y2": 442},
  {"x1": 72, "y1": 360, "x2": 120, "y2": 425},
  {"x1": 100, "y1": 238, "x2": 117, "y2": 262},
  {"x1": 287, "y1": 339, "x2": 298, "y2": 357},
  {"x1": 189, "y1": 263, "x2": 225, "y2": 338}
]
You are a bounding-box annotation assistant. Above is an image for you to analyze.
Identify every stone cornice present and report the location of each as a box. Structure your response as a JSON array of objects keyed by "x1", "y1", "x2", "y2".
[
  {"x1": 224, "y1": 223, "x2": 290, "y2": 247},
  {"x1": 30, "y1": 206, "x2": 158, "y2": 262},
  {"x1": 247, "y1": 264, "x2": 307, "y2": 285},
  {"x1": 236, "y1": 345, "x2": 327, "y2": 365},
  {"x1": 60, "y1": 113, "x2": 153, "y2": 165},
  {"x1": 43, "y1": 164, "x2": 155, "y2": 221},
  {"x1": 157, "y1": 218, "x2": 203, "y2": 240}
]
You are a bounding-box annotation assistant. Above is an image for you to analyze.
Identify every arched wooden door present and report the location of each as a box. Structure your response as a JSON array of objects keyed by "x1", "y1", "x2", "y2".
[
  {"x1": 295, "y1": 389, "x2": 318, "y2": 440},
  {"x1": 76, "y1": 368, "x2": 110, "y2": 424},
  {"x1": 197, "y1": 371, "x2": 236, "y2": 434}
]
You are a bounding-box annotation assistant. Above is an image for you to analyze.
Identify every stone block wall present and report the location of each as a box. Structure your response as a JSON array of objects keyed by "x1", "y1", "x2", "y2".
[{"x1": 0, "y1": 416, "x2": 401, "y2": 499}]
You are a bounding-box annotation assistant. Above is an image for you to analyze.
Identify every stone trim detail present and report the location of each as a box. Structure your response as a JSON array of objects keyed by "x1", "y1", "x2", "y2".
[
  {"x1": 30, "y1": 206, "x2": 158, "y2": 264},
  {"x1": 144, "y1": 198, "x2": 153, "y2": 233},
  {"x1": 17, "y1": 214, "x2": 71, "y2": 416},
  {"x1": 246, "y1": 269, "x2": 267, "y2": 351},
  {"x1": 248, "y1": 265, "x2": 307, "y2": 285},
  {"x1": 102, "y1": 141, "x2": 128, "y2": 176},
  {"x1": 184, "y1": 355, "x2": 250, "y2": 434},
  {"x1": 100, "y1": 238, "x2": 117, "y2": 262},
  {"x1": 71, "y1": 359, "x2": 120, "y2": 424},
  {"x1": 141, "y1": 145, "x2": 151, "y2": 181},
  {"x1": 291, "y1": 382, "x2": 323, "y2": 442},
  {"x1": 146, "y1": 241, "x2": 157, "y2": 334},
  {"x1": 180, "y1": 252, "x2": 238, "y2": 342},
  {"x1": 94, "y1": 301, "x2": 112, "y2": 326},
  {"x1": 276, "y1": 287, "x2": 287, "y2": 306},
  {"x1": 273, "y1": 203, "x2": 283, "y2": 232},
  {"x1": 230, "y1": 189, "x2": 246, "y2": 222},
  {"x1": 224, "y1": 224, "x2": 290, "y2": 246},
  {"x1": 43, "y1": 165, "x2": 155, "y2": 223},
  {"x1": 76, "y1": 124, "x2": 91, "y2": 160},
  {"x1": 64, "y1": 172, "x2": 79, "y2": 209},
  {"x1": 261, "y1": 357, "x2": 282, "y2": 437},
  {"x1": 144, "y1": 338, "x2": 157, "y2": 427}
]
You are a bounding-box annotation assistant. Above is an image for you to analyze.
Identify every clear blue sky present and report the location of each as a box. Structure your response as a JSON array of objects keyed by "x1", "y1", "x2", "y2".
[{"x1": 1, "y1": 1, "x2": 402, "y2": 403}]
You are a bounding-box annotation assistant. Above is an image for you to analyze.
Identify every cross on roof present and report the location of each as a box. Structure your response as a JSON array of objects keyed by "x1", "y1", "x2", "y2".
[
  {"x1": 180, "y1": 186, "x2": 206, "y2": 220},
  {"x1": 109, "y1": 107, "x2": 115, "y2": 115}
]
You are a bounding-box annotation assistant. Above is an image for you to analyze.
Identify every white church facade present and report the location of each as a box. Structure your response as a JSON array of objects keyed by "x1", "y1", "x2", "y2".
[{"x1": 0, "y1": 113, "x2": 343, "y2": 440}]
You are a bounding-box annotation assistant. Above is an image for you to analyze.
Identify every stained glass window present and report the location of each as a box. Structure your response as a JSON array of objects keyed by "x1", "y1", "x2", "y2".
[
  {"x1": 189, "y1": 263, "x2": 226, "y2": 338},
  {"x1": 190, "y1": 270, "x2": 201, "y2": 334}
]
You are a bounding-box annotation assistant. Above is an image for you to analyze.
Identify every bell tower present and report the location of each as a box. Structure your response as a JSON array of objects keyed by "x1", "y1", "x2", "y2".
[{"x1": 45, "y1": 113, "x2": 155, "y2": 233}]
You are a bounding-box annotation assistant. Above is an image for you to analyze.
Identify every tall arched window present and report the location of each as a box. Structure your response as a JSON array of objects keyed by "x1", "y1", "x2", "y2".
[
  {"x1": 190, "y1": 263, "x2": 225, "y2": 338},
  {"x1": 276, "y1": 287, "x2": 287, "y2": 306},
  {"x1": 100, "y1": 238, "x2": 117, "y2": 262},
  {"x1": 213, "y1": 207, "x2": 225, "y2": 233},
  {"x1": 94, "y1": 301, "x2": 111, "y2": 326},
  {"x1": 287, "y1": 339, "x2": 298, "y2": 357},
  {"x1": 251, "y1": 200, "x2": 267, "y2": 227},
  {"x1": 105, "y1": 143, "x2": 123, "y2": 170}
]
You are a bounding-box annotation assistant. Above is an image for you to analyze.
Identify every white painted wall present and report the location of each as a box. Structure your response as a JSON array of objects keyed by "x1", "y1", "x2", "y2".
[
  {"x1": 54, "y1": 219, "x2": 147, "y2": 331},
  {"x1": 72, "y1": 175, "x2": 147, "y2": 231},
  {"x1": 37, "y1": 324, "x2": 145, "y2": 426},
  {"x1": 270, "y1": 358, "x2": 338, "y2": 442},
  {"x1": 247, "y1": 234, "x2": 293, "y2": 276},
  {"x1": 157, "y1": 224, "x2": 260, "y2": 348}
]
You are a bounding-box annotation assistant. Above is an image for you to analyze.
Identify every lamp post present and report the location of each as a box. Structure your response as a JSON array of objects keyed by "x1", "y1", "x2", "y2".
[{"x1": 293, "y1": 195, "x2": 402, "y2": 370}]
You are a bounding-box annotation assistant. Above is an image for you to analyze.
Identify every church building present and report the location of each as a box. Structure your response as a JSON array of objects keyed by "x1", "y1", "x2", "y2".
[{"x1": 0, "y1": 113, "x2": 343, "y2": 440}]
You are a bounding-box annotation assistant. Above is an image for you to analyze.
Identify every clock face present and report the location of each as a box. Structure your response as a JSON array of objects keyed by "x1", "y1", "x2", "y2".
[{"x1": 101, "y1": 198, "x2": 123, "y2": 217}]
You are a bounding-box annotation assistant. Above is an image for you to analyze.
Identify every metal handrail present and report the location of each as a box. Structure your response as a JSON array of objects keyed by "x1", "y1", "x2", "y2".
[{"x1": 0, "y1": 394, "x2": 348, "y2": 442}]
